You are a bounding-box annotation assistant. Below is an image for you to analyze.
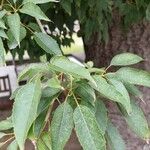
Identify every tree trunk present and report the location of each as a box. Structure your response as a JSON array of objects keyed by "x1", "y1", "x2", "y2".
[
  {"x1": 84, "y1": 21, "x2": 150, "y2": 150},
  {"x1": 84, "y1": 21, "x2": 150, "y2": 70}
]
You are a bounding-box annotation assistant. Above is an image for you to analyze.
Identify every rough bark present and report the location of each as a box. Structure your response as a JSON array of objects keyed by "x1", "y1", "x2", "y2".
[{"x1": 84, "y1": 21, "x2": 150, "y2": 150}]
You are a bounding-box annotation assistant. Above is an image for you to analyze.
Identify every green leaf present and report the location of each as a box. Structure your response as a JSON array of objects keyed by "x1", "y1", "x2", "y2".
[
  {"x1": 0, "y1": 37, "x2": 5, "y2": 65},
  {"x1": 34, "y1": 32, "x2": 62, "y2": 55},
  {"x1": 146, "y1": 3, "x2": 150, "y2": 21},
  {"x1": 51, "y1": 102, "x2": 74, "y2": 150},
  {"x1": 13, "y1": 0, "x2": 17, "y2": 3},
  {"x1": 37, "y1": 132, "x2": 52, "y2": 150},
  {"x1": 0, "y1": 29, "x2": 8, "y2": 39},
  {"x1": 119, "y1": 100, "x2": 150, "y2": 140},
  {"x1": 0, "y1": 19, "x2": 6, "y2": 29},
  {"x1": 33, "y1": 109, "x2": 47, "y2": 138},
  {"x1": 46, "y1": 77, "x2": 62, "y2": 89},
  {"x1": 75, "y1": 81, "x2": 96, "y2": 106},
  {"x1": 20, "y1": 3, "x2": 50, "y2": 21},
  {"x1": 116, "y1": 67, "x2": 150, "y2": 88},
  {"x1": 23, "y1": 0, "x2": 58, "y2": 4},
  {"x1": 74, "y1": 105, "x2": 105, "y2": 150},
  {"x1": 12, "y1": 80, "x2": 41, "y2": 150},
  {"x1": 95, "y1": 100, "x2": 108, "y2": 134},
  {"x1": 0, "y1": 10, "x2": 7, "y2": 18},
  {"x1": 50, "y1": 56, "x2": 96, "y2": 84},
  {"x1": 7, "y1": 26, "x2": 26, "y2": 49},
  {"x1": 7, "y1": 140, "x2": 18, "y2": 150},
  {"x1": 110, "y1": 53, "x2": 143, "y2": 66},
  {"x1": 60, "y1": 0, "x2": 72, "y2": 15},
  {"x1": 18, "y1": 63, "x2": 49, "y2": 81},
  {"x1": 7, "y1": 13, "x2": 21, "y2": 45},
  {"x1": 92, "y1": 76, "x2": 131, "y2": 114},
  {"x1": 124, "y1": 83, "x2": 143, "y2": 99},
  {"x1": 106, "y1": 121, "x2": 126, "y2": 150},
  {"x1": 0, "y1": 117, "x2": 13, "y2": 131},
  {"x1": 108, "y1": 78, "x2": 132, "y2": 113}
]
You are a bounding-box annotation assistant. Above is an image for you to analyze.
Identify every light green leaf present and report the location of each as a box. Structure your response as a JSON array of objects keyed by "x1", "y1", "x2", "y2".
[
  {"x1": 20, "y1": 3, "x2": 50, "y2": 21},
  {"x1": 13, "y1": 0, "x2": 17, "y2": 3},
  {"x1": 46, "y1": 77, "x2": 62, "y2": 89},
  {"x1": 0, "y1": 29, "x2": 8, "y2": 39},
  {"x1": 34, "y1": 32, "x2": 62, "y2": 55},
  {"x1": 106, "y1": 121, "x2": 126, "y2": 150},
  {"x1": 7, "y1": 140, "x2": 18, "y2": 150},
  {"x1": 110, "y1": 53, "x2": 143, "y2": 66},
  {"x1": 119, "y1": 100, "x2": 150, "y2": 140},
  {"x1": 116, "y1": 67, "x2": 150, "y2": 88},
  {"x1": 92, "y1": 76, "x2": 131, "y2": 114},
  {"x1": 37, "y1": 132, "x2": 52, "y2": 150},
  {"x1": 18, "y1": 63, "x2": 49, "y2": 81},
  {"x1": 0, "y1": 117, "x2": 13, "y2": 131},
  {"x1": 108, "y1": 78, "x2": 132, "y2": 113},
  {"x1": 12, "y1": 80, "x2": 41, "y2": 150},
  {"x1": 51, "y1": 102, "x2": 74, "y2": 150},
  {"x1": 0, "y1": 37, "x2": 5, "y2": 65},
  {"x1": 95, "y1": 100, "x2": 108, "y2": 134},
  {"x1": 7, "y1": 13, "x2": 20, "y2": 45},
  {"x1": 23, "y1": 0, "x2": 58, "y2": 4},
  {"x1": 75, "y1": 81, "x2": 96, "y2": 106},
  {"x1": 7, "y1": 26, "x2": 26, "y2": 49},
  {"x1": 50, "y1": 56, "x2": 96, "y2": 84},
  {"x1": 124, "y1": 83, "x2": 143, "y2": 99},
  {"x1": 0, "y1": 19, "x2": 6, "y2": 29},
  {"x1": 0, "y1": 10, "x2": 7, "y2": 18},
  {"x1": 74, "y1": 105, "x2": 105, "y2": 150}
]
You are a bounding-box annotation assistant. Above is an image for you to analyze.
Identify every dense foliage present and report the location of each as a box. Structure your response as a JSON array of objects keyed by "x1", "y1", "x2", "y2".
[
  {"x1": 1, "y1": 0, "x2": 150, "y2": 61},
  {"x1": 0, "y1": 0, "x2": 150, "y2": 150}
]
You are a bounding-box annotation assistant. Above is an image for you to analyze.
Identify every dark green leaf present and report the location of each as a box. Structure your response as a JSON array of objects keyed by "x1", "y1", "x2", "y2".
[
  {"x1": 95, "y1": 100, "x2": 108, "y2": 134},
  {"x1": 51, "y1": 102, "x2": 74, "y2": 150},
  {"x1": 23, "y1": 0, "x2": 58, "y2": 4}
]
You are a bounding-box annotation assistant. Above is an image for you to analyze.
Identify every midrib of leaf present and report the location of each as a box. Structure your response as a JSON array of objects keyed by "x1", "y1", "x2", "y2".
[{"x1": 78, "y1": 106, "x2": 97, "y2": 149}]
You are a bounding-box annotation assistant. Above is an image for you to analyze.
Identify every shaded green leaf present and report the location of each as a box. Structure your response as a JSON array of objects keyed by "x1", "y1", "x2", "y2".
[
  {"x1": 92, "y1": 76, "x2": 131, "y2": 114},
  {"x1": 7, "y1": 13, "x2": 20, "y2": 45},
  {"x1": 0, "y1": 29, "x2": 8, "y2": 39},
  {"x1": 110, "y1": 53, "x2": 143, "y2": 66},
  {"x1": 95, "y1": 100, "x2": 108, "y2": 134},
  {"x1": 0, "y1": 19, "x2": 6, "y2": 29},
  {"x1": 7, "y1": 26, "x2": 26, "y2": 49},
  {"x1": 74, "y1": 105, "x2": 105, "y2": 150},
  {"x1": 12, "y1": 80, "x2": 41, "y2": 150},
  {"x1": 75, "y1": 81, "x2": 96, "y2": 106},
  {"x1": 106, "y1": 121, "x2": 126, "y2": 150},
  {"x1": 116, "y1": 67, "x2": 150, "y2": 88},
  {"x1": 119, "y1": 100, "x2": 150, "y2": 140},
  {"x1": 34, "y1": 32, "x2": 62, "y2": 55},
  {"x1": 20, "y1": 3, "x2": 50, "y2": 21},
  {"x1": 23, "y1": 0, "x2": 58, "y2": 4},
  {"x1": 51, "y1": 102, "x2": 74, "y2": 150}
]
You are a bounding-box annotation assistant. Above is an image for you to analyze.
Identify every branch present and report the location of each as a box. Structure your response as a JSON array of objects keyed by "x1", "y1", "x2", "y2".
[{"x1": 36, "y1": 19, "x2": 46, "y2": 34}]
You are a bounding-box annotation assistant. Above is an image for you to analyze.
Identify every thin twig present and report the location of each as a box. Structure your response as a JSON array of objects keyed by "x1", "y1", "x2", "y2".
[{"x1": 36, "y1": 18, "x2": 46, "y2": 34}]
